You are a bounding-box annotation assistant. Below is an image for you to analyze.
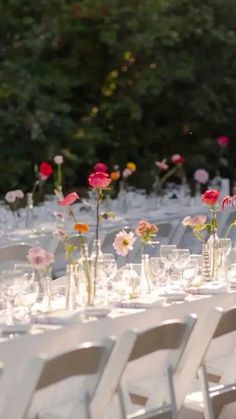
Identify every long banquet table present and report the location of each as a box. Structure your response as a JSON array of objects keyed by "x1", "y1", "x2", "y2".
[{"x1": 1, "y1": 291, "x2": 236, "y2": 417}]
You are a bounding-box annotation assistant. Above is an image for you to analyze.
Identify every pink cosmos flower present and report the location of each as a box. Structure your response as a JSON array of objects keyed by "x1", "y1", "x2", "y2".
[
  {"x1": 171, "y1": 154, "x2": 185, "y2": 165},
  {"x1": 5, "y1": 191, "x2": 16, "y2": 203},
  {"x1": 27, "y1": 247, "x2": 54, "y2": 270},
  {"x1": 122, "y1": 168, "x2": 133, "y2": 178},
  {"x1": 88, "y1": 172, "x2": 112, "y2": 189},
  {"x1": 93, "y1": 162, "x2": 108, "y2": 173},
  {"x1": 217, "y1": 136, "x2": 231, "y2": 147},
  {"x1": 194, "y1": 169, "x2": 209, "y2": 184},
  {"x1": 58, "y1": 192, "x2": 79, "y2": 206},
  {"x1": 54, "y1": 155, "x2": 64, "y2": 165},
  {"x1": 182, "y1": 215, "x2": 207, "y2": 227},
  {"x1": 155, "y1": 160, "x2": 169, "y2": 171},
  {"x1": 113, "y1": 230, "x2": 136, "y2": 256}
]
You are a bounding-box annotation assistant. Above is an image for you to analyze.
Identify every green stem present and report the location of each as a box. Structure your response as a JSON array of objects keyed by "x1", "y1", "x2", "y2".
[{"x1": 79, "y1": 234, "x2": 93, "y2": 306}]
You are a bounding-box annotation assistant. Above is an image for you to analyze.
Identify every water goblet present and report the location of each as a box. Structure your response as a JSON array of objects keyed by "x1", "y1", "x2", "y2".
[
  {"x1": 149, "y1": 257, "x2": 168, "y2": 287},
  {"x1": 0, "y1": 270, "x2": 29, "y2": 324}
]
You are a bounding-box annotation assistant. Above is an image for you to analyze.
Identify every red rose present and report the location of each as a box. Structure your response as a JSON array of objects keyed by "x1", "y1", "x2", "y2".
[
  {"x1": 217, "y1": 136, "x2": 231, "y2": 147},
  {"x1": 201, "y1": 189, "x2": 219, "y2": 206},
  {"x1": 88, "y1": 172, "x2": 112, "y2": 189},
  {"x1": 39, "y1": 162, "x2": 53, "y2": 180},
  {"x1": 171, "y1": 154, "x2": 185, "y2": 165}
]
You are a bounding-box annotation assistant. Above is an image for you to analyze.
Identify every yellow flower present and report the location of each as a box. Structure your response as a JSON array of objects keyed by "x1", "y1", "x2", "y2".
[
  {"x1": 126, "y1": 162, "x2": 136, "y2": 172},
  {"x1": 232, "y1": 219, "x2": 236, "y2": 226}
]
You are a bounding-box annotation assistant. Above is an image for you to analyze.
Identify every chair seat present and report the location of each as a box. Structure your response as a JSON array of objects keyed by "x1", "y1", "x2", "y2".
[{"x1": 38, "y1": 400, "x2": 74, "y2": 419}]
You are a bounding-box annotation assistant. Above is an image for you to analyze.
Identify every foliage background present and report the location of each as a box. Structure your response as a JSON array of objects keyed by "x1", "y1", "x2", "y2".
[{"x1": 1, "y1": 0, "x2": 236, "y2": 193}]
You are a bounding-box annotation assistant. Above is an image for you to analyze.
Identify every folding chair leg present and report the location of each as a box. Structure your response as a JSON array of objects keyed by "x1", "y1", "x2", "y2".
[
  {"x1": 118, "y1": 385, "x2": 127, "y2": 419},
  {"x1": 198, "y1": 364, "x2": 215, "y2": 419},
  {"x1": 167, "y1": 366, "x2": 178, "y2": 419}
]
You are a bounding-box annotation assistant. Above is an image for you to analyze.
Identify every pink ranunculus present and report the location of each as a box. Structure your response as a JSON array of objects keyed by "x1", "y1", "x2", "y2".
[
  {"x1": 171, "y1": 154, "x2": 185, "y2": 165},
  {"x1": 13, "y1": 189, "x2": 24, "y2": 199},
  {"x1": 58, "y1": 192, "x2": 79, "y2": 206},
  {"x1": 122, "y1": 168, "x2": 132, "y2": 178},
  {"x1": 201, "y1": 189, "x2": 219, "y2": 206},
  {"x1": 5, "y1": 191, "x2": 16, "y2": 203},
  {"x1": 27, "y1": 247, "x2": 54, "y2": 270},
  {"x1": 194, "y1": 169, "x2": 209, "y2": 185},
  {"x1": 182, "y1": 215, "x2": 207, "y2": 227},
  {"x1": 88, "y1": 172, "x2": 112, "y2": 189},
  {"x1": 135, "y1": 220, "x2": 158, "y2": 237},
  {"x1": 93, "y1": 162, "x2": 108, "y2": 173},
  {"x1": 217, "y1": 136, "x2": 231, "y2": 147},
  {"x1": 113, "y1": 230, "x2": 136, "y2": 256},
  {"x1": 155, "y1": 160, "x2": 169, "y2": 171},
  {"x1": 54, "y1": 155, "x2": 64, "y2": 165}
]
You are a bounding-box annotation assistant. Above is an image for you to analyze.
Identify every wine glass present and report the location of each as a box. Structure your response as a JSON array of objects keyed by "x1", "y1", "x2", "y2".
[
  {"x1": 171, "y1": 249, "x2": 190, "y2": 288},
  {"x1": 149, "y1": 257, "x2": 167, "y2": 287},
  {"x1": 0, "y1": 270, "x2": 29, "y2": 324},
  {"x1": 160, "y1": 245, "x2": 177, "y2": 262},
  {"x1": 182, "y1": 259, "x2": 199, "y2": 287}
]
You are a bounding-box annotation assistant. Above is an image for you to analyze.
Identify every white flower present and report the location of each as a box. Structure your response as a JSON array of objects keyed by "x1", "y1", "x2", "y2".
[
  {"x1": 113, "y1": 230, "x2": 136, "y2": 256},
  {"x1": 54, "y1": 155, "x2": 63, "y2": 165},
  {"x1": 13, "y1": 189, "x2": 24, "y2": 199},
  {"x1": 5, "y1": 191, "x2": 16, "y2": 203}
]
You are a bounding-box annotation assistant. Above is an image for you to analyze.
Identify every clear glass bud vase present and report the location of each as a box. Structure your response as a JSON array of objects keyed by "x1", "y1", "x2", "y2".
[
  {"x1": 25, "y1": 192, "x2": 34, "y2": 229},
  {"x1": 80, "y1": 243, "x2": 94, "y2": 306},
  {"x1": 207, "y1": 232, "x2": 220, "y2": 282},
  {"x1": 140, "y1": 254, "x2": 153, "y2": 294},
  {"x1": 65, "y1": 263, "x2": 77, "y2": 310}
]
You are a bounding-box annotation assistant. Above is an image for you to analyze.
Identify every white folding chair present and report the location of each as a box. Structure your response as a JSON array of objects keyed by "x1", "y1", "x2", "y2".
[
  {"x1": 107, "y1": 314, "x2": 197, "y2": 419},
  {"x1": 183, "y1": 306, "x2": 236, "y2": 419},
  {"x1": 125, "y1": 308, "x2": 224, "y2": 418},
  {"x1": 171, "y1": 224, "x2": 206, "y2": 253},
  {"x1": 1, "y1": 332, "x2": 137, "y2": 419},
  {"x1": 0, "y1": 242, "x2": 32, "y2": 271},
  {"x1": 218, "y1": 208, "x2": 236, "y2": 239}
]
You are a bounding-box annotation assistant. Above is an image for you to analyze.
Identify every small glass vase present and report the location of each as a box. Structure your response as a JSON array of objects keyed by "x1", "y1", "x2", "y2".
[
  {"x1": 80, "y1": 243, "x2": 94, "y2": 306},
  {"x1": 25, "y1": 192, "x2": 34, "y2": 229},
  {"x1": 65, "y1": 263, "x2": 78, "y2": 310},
  {"x1": 140, "y1": 254, "x2": 153, "y2": 294},
  {"x1": 37, "y1": 267, "x2": 52, "y2": 310},
  {"x1": 201, "y1": 243, "x2": 211, "y2": 282},
  {"x1": 207, "y1": 233, "x2": 220, "y2": 282}
]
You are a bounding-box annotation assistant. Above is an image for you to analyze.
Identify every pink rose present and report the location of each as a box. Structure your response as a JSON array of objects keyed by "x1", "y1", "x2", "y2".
[
  {"x1": 182, "y1": 215, "x2": 207, "y2": 227},
  {"x1": 13, "y1": 189, "x2": 24, "y2": 199},
  {"x1": 88, "y1": 172, "x2": 112, "y2": 189},
  {"x1": 217, "y1": 136, "x2": 231, "y2": 147},
  {"x1": 5, "y1": 191, "x2": 16, "y2": 203},
  {"x1": 58, "y1": 192, "x2": 79, "y2": 206},
  {"x1": 155, "y1": 160, "x2": 169, "y2": 171},
  {"x1": 54, "y1": 155, "x2": 64, "y2": 165},
  {"x1": 122, "y1": 168, "x2": 132, "y2": 178},
  {"x1": 194, "y1": 169, "x2": 209, "y2": 184},
  {"x1": 93, "y1": 162, "x2": 108, "y2": 173},
  {"x1": 171, "y1": 154, "x2": 185, "y2": 165},
  {"x1": 27, "y1": 247, "x2": 54, "y2": 270}
]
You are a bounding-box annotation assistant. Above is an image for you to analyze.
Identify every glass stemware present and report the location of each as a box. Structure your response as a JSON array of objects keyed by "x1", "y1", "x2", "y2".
[
  {"x1": 217, "y1": 238, "x2": 232, "y2": 282},
  {"x1": 0, "y1": 270, "x2": 29, "y2": 324},
  {"x1": 149, "y1": 257, "x2": 167, "y2": 287}
]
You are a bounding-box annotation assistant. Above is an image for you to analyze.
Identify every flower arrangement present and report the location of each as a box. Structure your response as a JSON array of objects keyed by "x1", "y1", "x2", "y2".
[
  {"x1": 110, "y1": 162, "x2": 136, "y2": 186},
  {"x1": 32, "y1": 161, "x2": 53, "y2": 201},
  {"x1": 5, "y1": 189, "x2": 24, "y2": 213},
  {"x1": 57, "y1": 191, "x2": 93, "y2": 305},
  {"x1": 153, "y1": 153, "x2": 185, "y2": 195}
]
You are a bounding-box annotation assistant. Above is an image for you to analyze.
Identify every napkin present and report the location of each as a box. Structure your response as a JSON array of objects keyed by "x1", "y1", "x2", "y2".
[
  {"x1": 186, "y1": 283, "x2": 228, "y2": 295},
  {"x1": 32, "y1": 309, "x2": 83, "y2": 325},
  {"x1": 0, "y1": 323, "x2": 30, "y2": 335},
  {"x1": 117, "y1": 295, "x2": 166, "y2": 309}
]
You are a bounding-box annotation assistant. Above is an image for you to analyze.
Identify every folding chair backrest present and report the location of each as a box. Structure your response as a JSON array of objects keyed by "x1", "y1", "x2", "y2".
[
  {"x1": 1, "y1": 340, "x2": 112, "y2": 419},
  {"x1": 0, "y1": 242, "x2": 31, "y2": 271},
  {"x1": 213, "y1": 306, "x2": 236, "y2": 339}
]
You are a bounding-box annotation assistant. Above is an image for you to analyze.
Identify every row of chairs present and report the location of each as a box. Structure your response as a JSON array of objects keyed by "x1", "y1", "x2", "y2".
[{"x1": 1, "y1": 305, "x2": 236, "y2": 418}]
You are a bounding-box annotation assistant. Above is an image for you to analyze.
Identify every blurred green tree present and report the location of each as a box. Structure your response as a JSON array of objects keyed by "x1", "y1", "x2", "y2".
[{"x1": 0, "y1": 0, "x2": 236, "y2": 192}]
